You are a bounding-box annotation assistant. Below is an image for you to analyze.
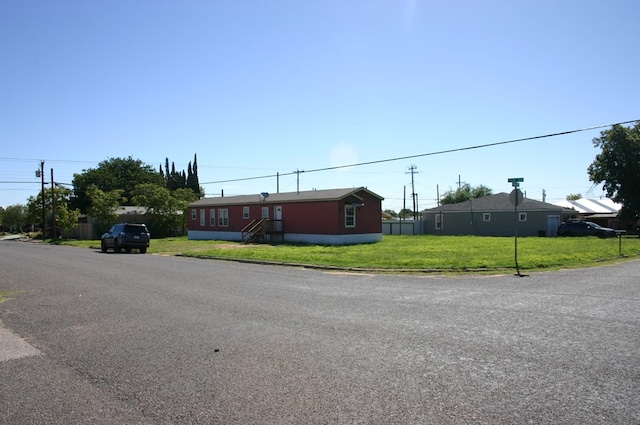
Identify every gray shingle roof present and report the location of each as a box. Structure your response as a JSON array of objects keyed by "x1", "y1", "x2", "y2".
[
  {"x1": 422, "y1": 192, "x2": 568, "y2": 212},
  {"x1": 189, "y1": 187, "x2": 383, "y2": 207}
]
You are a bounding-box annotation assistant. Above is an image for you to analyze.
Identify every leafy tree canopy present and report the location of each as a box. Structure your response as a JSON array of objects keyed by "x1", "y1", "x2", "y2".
[
  {"x1": 588, "y1": 122, "x2": 640, "y2": 218},
  {"x1": 383, "y1": 209, "x2": 398, "y2": 218},
  {"x1": 440, "y1": 184, "x2": 493, "y2": 205},
  {"x1": 86, "y1": 185, "x2": 126, "y2": 229},
  {"x1": 566, "y1": 193, "x2": 582, "y2": 201},
  {"x1": 398, "y1": 208, "x2": 414, "y2": 219},
  {"x1": 72, "y1": 157, "x2": 164, "y2": 213},
  {"x1": 131, "y1": 184, "x2": 198, "y2": 237},
  {"x1": 27, "y1": 186, "x2": 80, "y2": 238},
  {"x1": 2, "y1": 204, "x2": 27, "y2": 232}
]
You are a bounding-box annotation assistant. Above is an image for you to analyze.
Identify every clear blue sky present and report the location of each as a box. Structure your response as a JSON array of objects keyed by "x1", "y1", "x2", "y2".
[{"x1": 2, "y1": 1, "x2": 638, "y2": 212}]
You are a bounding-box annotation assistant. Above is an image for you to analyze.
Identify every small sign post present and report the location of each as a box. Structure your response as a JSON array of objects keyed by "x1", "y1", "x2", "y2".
[{"x1": 508, "y1": 178, "x2": 525, "y2": 277}]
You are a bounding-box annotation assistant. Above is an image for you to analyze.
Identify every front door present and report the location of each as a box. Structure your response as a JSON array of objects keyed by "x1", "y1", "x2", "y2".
[
  {"x1": 274, "y1": 206, "x2": 283, "y2": 232},
  {"x1": 547, "y1": 215, "x2": 561, "y2": 237}
]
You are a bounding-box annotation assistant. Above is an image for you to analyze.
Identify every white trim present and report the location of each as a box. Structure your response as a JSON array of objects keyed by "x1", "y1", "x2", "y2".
[
  {"x1": 218, "y1": 208, "x2": 229, "y2": 227},
  {"x1": 345, "y1": 205, "x2": 356, "y2": 228},
  {"x1": 285, "y1": 233, "x2": 381, "y2": 245},
  {"x1": 435, "y1": 213, "x2": 443, "y2": 230}
]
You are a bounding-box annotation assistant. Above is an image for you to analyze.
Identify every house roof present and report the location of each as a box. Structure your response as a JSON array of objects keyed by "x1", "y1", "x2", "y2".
[
  {"x1": 189, "y1": 187, "x2": 384, "y2": 207},
  {"x1": 116, "y1": 206, "x2": 147, "y2": 215},
  {"x1": 422, "y1": 192, "x2": 570, "y2": 213},
  {"x1": 552, "y1": 198, "x2": 621, "y2": 214}
]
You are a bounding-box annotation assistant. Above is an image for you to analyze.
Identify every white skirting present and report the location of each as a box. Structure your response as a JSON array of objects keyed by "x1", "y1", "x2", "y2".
[{"x1": 188, "y1": 230, "x2": 381, "y2": 245}]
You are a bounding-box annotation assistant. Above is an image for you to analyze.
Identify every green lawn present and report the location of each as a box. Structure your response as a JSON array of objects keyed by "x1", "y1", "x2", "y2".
[{"x1": 57, "y1": 235, "x2": 640, "y2": 273}]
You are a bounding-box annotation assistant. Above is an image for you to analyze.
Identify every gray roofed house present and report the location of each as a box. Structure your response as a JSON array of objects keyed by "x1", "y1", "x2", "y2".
[{"x1": 421, "y1": 192, "x2": 573, "y2": 237}]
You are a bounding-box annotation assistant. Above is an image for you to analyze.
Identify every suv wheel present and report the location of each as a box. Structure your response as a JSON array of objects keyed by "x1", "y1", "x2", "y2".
[
  {"x1": 140, "y1": 247, "x2": 147, "y2": 254},
  {"x1": 114, "y1": 239, "x2": 122, "y2": 253},
  {"x1": 101, "y1": 240, "x2": 107, "y2": 253}
]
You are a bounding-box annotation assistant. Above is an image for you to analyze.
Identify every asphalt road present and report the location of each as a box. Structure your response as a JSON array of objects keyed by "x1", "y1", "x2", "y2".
[{"x1": 1, "y1": 241, "x2": 639, "y2": 424}]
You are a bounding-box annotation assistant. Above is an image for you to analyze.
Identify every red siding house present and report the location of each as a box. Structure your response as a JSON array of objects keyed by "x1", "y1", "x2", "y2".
[{"x1": 187, "y1": 187, "x2": 384, "y2": 245}]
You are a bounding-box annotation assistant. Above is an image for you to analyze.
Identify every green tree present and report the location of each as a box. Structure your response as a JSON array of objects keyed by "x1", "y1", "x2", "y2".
[
  {"x1": 86, "y1": 184, "x2": 126, "y2": 230},
  {"x1": 131, "y1": 184, "x2": 196, "y2": 237},
  {"x1": 72, "y1": 157, "x2": 164, "y2": 213},
  {"x1": 163, "y1": 154, "x2": 204, "y2": 198},
  {"x1": 3, "y1": 204, "x2": 27, "y2": 232},
  {"x1": 166, "y1": 162, "x2": 186, "y2": 192},
  {"x1": 56, "y1": 204, "x2": 80, "y2": 238},
  {"x1": 383, "y1": 209, "x2": 398, "y2": 219},
  {"x1": 588, "y1": 122, "x2": 640, "y2": 218},
  {"x1": 171, "y1": 187, "x2": 199, "y2": 234},
  {"x1": 27, "y1": 186, "x2": 80, "y2": 238},
  {"x1": 566, "y1": 193, "x2": 582, "y2": 201},
  {"x1": 398, "y1": 208, "x2": 414, "y2": 219},
  {"x1": 440, "y1": 184, "x2": 493, "y2": 205}
]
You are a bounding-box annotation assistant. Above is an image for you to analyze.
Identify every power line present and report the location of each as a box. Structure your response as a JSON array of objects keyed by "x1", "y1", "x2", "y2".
[
  {"x1": 200, "y1": 119, "x2": 639, "y2": 185},
  {"x1": 1, "y1": 119, "x2": 637, "y2": 188},
  {"x1": 0, "y1": 157, "x2": 98, "y2": 165}
]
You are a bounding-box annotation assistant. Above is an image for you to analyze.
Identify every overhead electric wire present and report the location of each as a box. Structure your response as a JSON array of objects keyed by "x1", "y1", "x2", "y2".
[
  {"x1": 200, "y1": 119, "x2": 639, "y2": 185},
  {"x1": 1, "y1": 119, "x2": 637, "y2": 187}
]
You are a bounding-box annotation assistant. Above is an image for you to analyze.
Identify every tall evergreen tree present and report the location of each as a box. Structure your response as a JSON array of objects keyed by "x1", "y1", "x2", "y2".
[
  {"x1": 167, "y1": 162, "x2": 181, "y2": 192},
  {"x1": 179, "y1": 170, "x2": 187, "y2": 188},
  {"x1": 164, "y1": 157, "x2": 171, "y2": 188},
  {"x1": 161, "y1": 154, "x2": 202, "y2": 197},
  {"x1": 186, "y1": 154, "x2": 200, "y2": 195}
]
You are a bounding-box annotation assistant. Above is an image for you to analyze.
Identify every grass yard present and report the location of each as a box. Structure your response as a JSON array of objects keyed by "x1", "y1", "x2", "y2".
[{"x1": 58, "y1": 234, "x2": 640, "y2": 273}]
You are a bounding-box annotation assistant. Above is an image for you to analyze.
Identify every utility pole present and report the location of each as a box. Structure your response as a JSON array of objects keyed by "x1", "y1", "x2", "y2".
[
  {"x1": 293, "y1": 169, "x2": 304, "y2": 193},
  {"x1": 51, "y1": 168, "x2": 56, "y2": 239},
  {"x1": 401, "y1": 185, "x2": 406, "y2": 235},
  {"x1": 40, "y1": 161, "x2": 46, "y2": 239},
  {"x1": 406, "y1": 165, "x2": 418, "y2": 219}
]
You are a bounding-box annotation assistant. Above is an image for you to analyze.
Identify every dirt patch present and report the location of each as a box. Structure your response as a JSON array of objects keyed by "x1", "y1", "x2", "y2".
[
  {"x1": 191, "y1": 243, "x2": 274, "y2": 251},
  {"x1": 216, "y1": 243, "x2": 255, "y2": 250}
]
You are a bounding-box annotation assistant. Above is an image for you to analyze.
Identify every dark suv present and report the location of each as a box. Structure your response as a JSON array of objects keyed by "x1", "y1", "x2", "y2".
[
  {"x1": 556, "y1": 221, "x2": 616, "y2": 238},
  {"x1": 101, "y1": 223, "x2": 151, "y2": 253}
]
